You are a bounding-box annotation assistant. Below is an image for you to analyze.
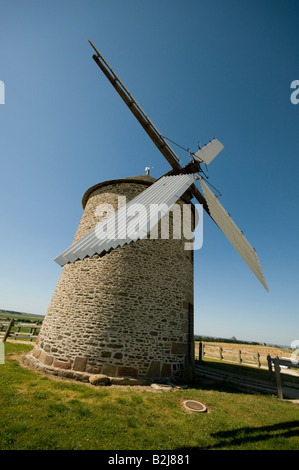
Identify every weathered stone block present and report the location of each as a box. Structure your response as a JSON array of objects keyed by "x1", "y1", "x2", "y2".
[
  {"x1": 102, "y1": 364, "x2": 117, "y2": 376},
  {"x1": 72, "y1": 356, "x2": 87, "y2": 372},
  {"x1": 110, "y1": 377, "x2": 151, "y2": 386},
  {"x1": 58, "y1": 369, "x2": 74, "y2": 379},
  {"x1": 117, "y1": 366, "x2": 138, "y2": 377},
  {"x1": 171, "y1": 343, "x2": 188, "y2": 355},
  {"x1": 113, "y1": 352, "x2": 123, "y2": 359},
  {"x1": 86, "y1": 365, "x2": 102, "y2": 374},
  {"x1": 32, "y1": 347, "x2": 41, "y2": 359},
  {"x1": 53, "y1": 359, "x2": 71, "y2": 370},
  {"x1": 101, "y1": 351, "x2": 111, "y2": 358},
  {"x1": 39, "y1": 350, "x2": 48, "y2": 364},
  {"x1": 44, "y1": 354, "x2": 54, "y2": 366},
  {"x1": 161, "y1": 363, "x2": 172, "y2": 377},
  {"x1": 147, "y1": 361, "x2": 161, "y2": 377},
  {"x1": 89, "y1": 374, "x2": 109, "y2": 385}
]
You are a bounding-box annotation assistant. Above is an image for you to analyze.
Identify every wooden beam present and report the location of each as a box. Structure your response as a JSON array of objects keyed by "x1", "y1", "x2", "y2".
[
  {"x1": 273, "y1": 356, "x2": 284, "y2": 399},
  {"x1": 3, "y1": 319, "x2": 14, "y2": 342},
  {"x1": 92, "y1": 55, "x2": 182, "y2": 172},
  {"x1": 90, "y1": 43, "x2": 211, "y2": 215}
]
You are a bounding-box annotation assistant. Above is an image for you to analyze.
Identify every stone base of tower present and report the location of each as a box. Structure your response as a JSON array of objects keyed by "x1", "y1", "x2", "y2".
[{"x1": 23, "y1": 345, "x2": 191, "y2": 385}]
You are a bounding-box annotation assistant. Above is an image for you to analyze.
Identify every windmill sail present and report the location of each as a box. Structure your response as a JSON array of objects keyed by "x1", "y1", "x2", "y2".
[
  {"x1": 88, "y1": 40, "x2": 182, "y2": 171},
  {"x1": 87, "y1": 41, "x2": 268, "y2": 292},
  {"x1": 193, "y1": 138, "x2": 224, "y2": 165},
  {"x1": 198, "y1": 177, "x2": 268, "y2": 291},
  {"x1": 54, "y1": 174, "x2": 195, "y2": 266},
  {"x1": 88, "y1": 40, "x2": 212, "y2": 212}
]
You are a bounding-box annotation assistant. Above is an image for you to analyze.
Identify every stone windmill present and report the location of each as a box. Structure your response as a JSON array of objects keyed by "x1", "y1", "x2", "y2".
[{"x1": 27, "y1": 41, "x2": 268, "y2": 382}]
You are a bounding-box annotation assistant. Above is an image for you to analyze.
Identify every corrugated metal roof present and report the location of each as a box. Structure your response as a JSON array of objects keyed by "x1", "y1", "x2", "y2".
[
  {"x1": 54, "y1": 174, "x2": 195, "y2": 266},
  {"x1": 199, "y1": 177, "x2": 268, "y2": 291}
]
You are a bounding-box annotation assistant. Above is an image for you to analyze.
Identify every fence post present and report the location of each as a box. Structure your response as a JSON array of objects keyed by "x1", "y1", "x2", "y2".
[
  {"x1": 30, "y1": 326, "x2": 37, "y2": 342},
  {"x1": 267, "y1": 355, "x2": 273, "y2": 380},
  {"x1": 198, "y1": 342, "x2": 202, "y2": 363},
  {"x1": 256, "y1": 352, "x2": 261, "y2": 368},
  {"x1": 238, "y1": 350, "x2": 242, "y2": 364},
  {"x1": 3, "y1": 319, "x2": 14, "y2": 342},
  {"x1": 219, "y1": 346, "x2": 223, "y2": 361},
  {"x1": 273, "y1": 356, "x2": 283, "y2": 399}
]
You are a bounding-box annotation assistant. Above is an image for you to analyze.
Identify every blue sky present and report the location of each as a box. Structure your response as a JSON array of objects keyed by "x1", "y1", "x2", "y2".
[{"x1": 0, "y1": 0, "x2": 298, "y2": 346}]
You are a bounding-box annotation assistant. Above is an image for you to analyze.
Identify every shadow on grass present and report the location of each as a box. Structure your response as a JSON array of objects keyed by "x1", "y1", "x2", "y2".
[
  {"x1": 197, "y1": 359, "x2": 299, "y2": 383},
  {"x1": 193, "y1": 359, "x2": 299, "y2": 400},
  {"x1": 196, "y1": 359, "x2": 273, "y2": 379},
  {"x1": 174, "y1": 421, "x2": 299, "y2": 451},
  {"x1": 177, "y1": 363, "x2": 274, "y2": 397},
  {"x1": 184, "y1": 420, "x2": 299, "y2": 450}
]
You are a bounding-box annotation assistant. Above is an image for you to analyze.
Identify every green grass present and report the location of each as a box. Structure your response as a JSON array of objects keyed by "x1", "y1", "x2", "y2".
[{"x1": 0, "y1": 343, "x2": 299, "y2": 450}]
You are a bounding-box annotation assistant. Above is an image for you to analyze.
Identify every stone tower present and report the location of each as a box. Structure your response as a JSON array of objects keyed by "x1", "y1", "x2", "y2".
[{"x1": 27, "y1": 175, "x2": 195, "y2": 381}]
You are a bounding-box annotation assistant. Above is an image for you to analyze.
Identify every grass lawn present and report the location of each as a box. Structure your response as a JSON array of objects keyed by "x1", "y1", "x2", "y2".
[{"x1": 0, "y1": 342, "x2": 298, "y2": 451}]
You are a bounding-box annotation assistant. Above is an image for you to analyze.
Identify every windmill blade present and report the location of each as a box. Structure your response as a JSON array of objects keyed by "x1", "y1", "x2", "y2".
[
  {"x1": 88, "y1": 40, "x2": 182, "y2": 171},
  {"x1": 198, "y1": 177, "x2": 268, "y2": 291},
  {"x1": 88, "y1": 41, "x2": 267, "y2": 290},
  {"x1": 88, "y1": 40, "x2": 212, "y2": 214},
  {"x1": 54, "y1": 174, "x2": 195, "y2": 266},
  {"x1": 194, "y1": 138, "x2": 224, "y2": 165}
]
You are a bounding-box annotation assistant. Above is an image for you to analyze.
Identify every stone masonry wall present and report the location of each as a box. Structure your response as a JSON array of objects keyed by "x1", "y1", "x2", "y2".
[{"x1": 30, "y1": 176, "x2": 194, "y2": 379}]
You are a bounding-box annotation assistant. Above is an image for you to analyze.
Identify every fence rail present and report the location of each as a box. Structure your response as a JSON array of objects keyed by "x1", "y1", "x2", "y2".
[
  {"x1": 267, "y1": 355, "x2": 299, "y2": 399},
  {"x1": 0, "y1": 319, "x2": 41, "y2": 342},
  {"x1": 197, "y1": 341, "x2": 264, "y2": 367},
  {"x1": 196, "y1": 342, "x2": 299, "y2": 399}
]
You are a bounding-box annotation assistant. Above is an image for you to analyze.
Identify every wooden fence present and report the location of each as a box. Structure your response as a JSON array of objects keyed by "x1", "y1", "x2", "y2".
[
  {"x1": 197, "y1": 341, "x2": 266, "y2": 367},
  {"x1": 267, "y1": 355, "x2": 299, "y2": 399},
  {"x1": 196, "y1": 342, "x2": 299, "y2": 399},
  {"x1": 0, "y1": 319, "x2": 41, "y2": 342}
]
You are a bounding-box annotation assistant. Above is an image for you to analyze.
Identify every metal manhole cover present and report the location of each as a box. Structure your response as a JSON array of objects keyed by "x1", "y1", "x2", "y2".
[{"x1": 183, "y1": 400, "x2": 207, "y2": 413}]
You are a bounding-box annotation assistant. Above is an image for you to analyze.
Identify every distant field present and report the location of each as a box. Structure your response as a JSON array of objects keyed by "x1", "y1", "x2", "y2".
[{"x1": 0, "y1": 312, "x2": 44, "y2": 323}]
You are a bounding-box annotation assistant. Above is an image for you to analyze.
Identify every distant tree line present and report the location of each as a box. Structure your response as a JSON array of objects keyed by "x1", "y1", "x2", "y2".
[
  {"x1": 0, "y1": 308, "x2": 33, "y2": 316},
  {"x1": 194, "y1": 335, "x2": 261, "y2": 346},
  {"x1": 0, "y1": 309, "x2": 43, "y2": 324}
]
